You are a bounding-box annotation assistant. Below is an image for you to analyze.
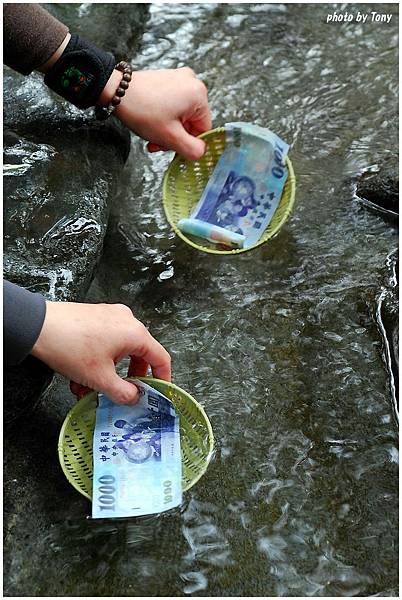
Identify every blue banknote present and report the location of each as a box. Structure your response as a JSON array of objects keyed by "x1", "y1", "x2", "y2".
[
  {"x1": 190, "y1": 122, "x2": 290, "y2": 247},
  {"x1": 92, "y1": 380, "x2": 182, "y2": 519}
]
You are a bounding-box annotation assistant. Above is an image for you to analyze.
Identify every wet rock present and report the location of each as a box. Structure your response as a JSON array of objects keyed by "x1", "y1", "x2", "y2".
[
  {"x1": 3, "y1": 113, "x2": 130, "y2": 301},
  {"x1": 3, "y1": 3, "x2": 149, "y2": 413},
  {"x1": 354, "y1": 158, "x2": 398, "y2": 419},
  {"x1": 355, "y1": 158, "x2": 399, "y2": 221},
  {"x1": 46, "y1": 3, "x2": 149, "y2": 61},
  {"x1": 375, "y1": 250, "x2": 399, "y2": 422}
]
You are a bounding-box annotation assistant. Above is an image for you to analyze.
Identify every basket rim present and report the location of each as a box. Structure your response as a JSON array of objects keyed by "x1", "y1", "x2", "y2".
[
  {"x1": 58, "y1": 377, "x2": 215, "y2": 501},
  {"x1": 162, "y1": 126, "x2": 296, "y2": 255}
]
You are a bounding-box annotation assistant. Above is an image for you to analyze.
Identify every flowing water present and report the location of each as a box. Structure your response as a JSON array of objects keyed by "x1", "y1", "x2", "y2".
[{"x1": 5, "y1": 3, "x2": 398, "y2": 596}]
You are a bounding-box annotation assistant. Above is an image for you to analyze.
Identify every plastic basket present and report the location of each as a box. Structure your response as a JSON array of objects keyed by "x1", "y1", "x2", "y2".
[
  {"x1": 58, "y1": 377, "x2": 214, "y2": 501},
  {"x1": 162, "y1": 126, "x2": 296, "y2": 255}
]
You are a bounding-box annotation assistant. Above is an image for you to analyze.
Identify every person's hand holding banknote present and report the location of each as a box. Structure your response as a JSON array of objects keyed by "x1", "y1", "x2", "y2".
[{"x1": 33, "y1": 302, "x2": 171, "y2": 405}]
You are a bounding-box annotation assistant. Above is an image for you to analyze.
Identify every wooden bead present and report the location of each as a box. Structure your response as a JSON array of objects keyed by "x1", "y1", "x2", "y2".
[{"x1": 96, "y1": 63, "x2": 132, "y2": 119}]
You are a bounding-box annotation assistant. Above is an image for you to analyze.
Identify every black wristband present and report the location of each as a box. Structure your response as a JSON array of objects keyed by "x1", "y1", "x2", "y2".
[{"x1": 44, "y1": 34, "x2": 115, "y2": 109}]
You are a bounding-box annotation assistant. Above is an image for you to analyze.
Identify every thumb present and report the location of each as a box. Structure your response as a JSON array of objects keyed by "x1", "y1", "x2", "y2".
[
  {"x1": 101, "y1": 371, "x2": 140, "y2": 405},
  {"x1": 168, "y1": 121, "x2": 206, "y2": 160}
]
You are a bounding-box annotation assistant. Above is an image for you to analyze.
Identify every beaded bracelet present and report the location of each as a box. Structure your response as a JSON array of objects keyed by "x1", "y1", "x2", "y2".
[{"x1": 95, "y1": 60, "x2": 133, "y2": 120}]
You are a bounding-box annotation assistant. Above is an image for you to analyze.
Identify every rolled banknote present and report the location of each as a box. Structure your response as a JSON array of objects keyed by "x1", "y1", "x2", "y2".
[
  {"x1": 92, "y1": 380, "x2": 182, "y2": 519},
  {"x1": 178, "y1": 217, "x2": 245, "y2": 248},
  {"x1": 189, "y1": 122, "x2": 289, "y2": 248}
]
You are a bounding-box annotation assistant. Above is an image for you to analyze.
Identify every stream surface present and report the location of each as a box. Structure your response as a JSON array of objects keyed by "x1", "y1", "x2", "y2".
[{"x1": 6, "y1": 3, "x2": 398, "y2": 597}]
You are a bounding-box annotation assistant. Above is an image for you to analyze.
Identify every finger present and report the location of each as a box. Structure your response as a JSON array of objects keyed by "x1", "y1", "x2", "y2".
[
  {"x1": 147, "y1": 142, "x2": 169, "y2": 153},
  {"x1": 185, "y1": 120, "x2": 211, "y2": 142},
  {"x1": 187, "y1": 107, "x2": 213, "y2": 136},
  {"x1": 128, "y1": 356, "x2": 149, "y2": 378},
  {"x1": 133, "y1": 333, "x2": 171, "y2": 382},
  {"x1": 178, "y1": 66, "x2": 196, "y2": 77},
  {"x1": 101, "y1": 369, "x2": 141, "y2": 405},
  {"x1": 70, "y1": 381, "x2": 92, "y2": 399},
  {"x1": 167, "y1": 120, "x2": 206, "y2": 161}
]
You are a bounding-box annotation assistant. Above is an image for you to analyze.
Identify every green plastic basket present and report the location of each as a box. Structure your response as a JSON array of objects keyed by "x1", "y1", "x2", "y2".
[
  {"x1": 58, "y1": 377, "x2": 214, "y2": 501},
  {"x1": 162, "y1": 126, "x2": 296, "y2": 255}
]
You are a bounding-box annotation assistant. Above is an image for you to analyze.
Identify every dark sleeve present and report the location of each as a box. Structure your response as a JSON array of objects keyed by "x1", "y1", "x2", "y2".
[
  {"x1": 3, "y1": 280, "x2": 47, "y2": 366},
  {"x1": 3, "y1": 3, "x2": 69, "y2": 75}
]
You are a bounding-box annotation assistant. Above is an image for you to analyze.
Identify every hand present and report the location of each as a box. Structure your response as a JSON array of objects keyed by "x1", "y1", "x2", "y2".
[
  {"x1": 99, "y1": 67, "x2": 212, "y2": 160},
  {"x1": 31, "y1": 301, "x2": 171, "y2": 405}
]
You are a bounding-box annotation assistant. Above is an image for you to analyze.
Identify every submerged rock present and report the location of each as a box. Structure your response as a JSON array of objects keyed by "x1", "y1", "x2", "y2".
[
  {"x1": 355, "y1": 160, "x2": 398, "y2": 420},
  {"x1": 4, "y1": 357, "x2": 53, "y2": 425},
  {"x1": 355, "y1": 158, "x2": 399, "y2": 220}
]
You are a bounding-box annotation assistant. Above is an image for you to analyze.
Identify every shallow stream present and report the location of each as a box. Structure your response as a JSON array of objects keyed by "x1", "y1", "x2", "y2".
[{"x1": 5, "y1": 3, "x2": 398, "y2": 596}]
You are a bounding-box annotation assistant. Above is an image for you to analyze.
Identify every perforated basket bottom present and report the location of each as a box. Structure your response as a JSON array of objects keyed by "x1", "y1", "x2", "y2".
[
  {"x1": 162, "y1": 127, "x2": 296, "y2": 255},
  {"x1": 58, "y1": 378, "x2": 214, "y2": 501}
]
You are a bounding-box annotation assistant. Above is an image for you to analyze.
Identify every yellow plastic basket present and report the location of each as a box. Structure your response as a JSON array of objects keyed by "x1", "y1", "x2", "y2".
[
  {"x1": 58, "y1": 378, "x2": 214, "y2": 501},
  {"x1": 162, "y1": 126, "x2": 296, "y2": 255}
]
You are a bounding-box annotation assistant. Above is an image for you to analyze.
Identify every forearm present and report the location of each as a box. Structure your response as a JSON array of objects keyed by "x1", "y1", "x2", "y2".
[
  {"x1": 38, "y1": 31, "x2": 71, "y2": 73},
  {"x1": 4, "y1": 3, "x2": 69, "y2": 75},
  {"x1": 3, "y1": 281, "x2": 47, "y2": 366},
  {"x1": 4, "y1": 3, "x2": 112, "y2": 107}
]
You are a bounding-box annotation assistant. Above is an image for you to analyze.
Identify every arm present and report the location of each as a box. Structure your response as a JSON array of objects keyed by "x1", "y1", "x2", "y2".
[
  {"x1": 3, "y1": 281, "x2": 46, "y2": 366},
  {"x1": 3, "y1": 4, "x2": 69, "y2": 75},
  {"x1": 3, "y1": 281, "x2": 171, "y2": 404},
  {"x1": 4, "y1": 3, "x2": 212, "y2": 160}
]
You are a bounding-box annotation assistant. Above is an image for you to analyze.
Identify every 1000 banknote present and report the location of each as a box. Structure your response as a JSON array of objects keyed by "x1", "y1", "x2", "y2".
[
  {"x1": 188, "y1": 122, "x2": 290, "y2": 247},
  {"x1": 92, "y1": 380, "x2": 182, "y2": 518}
]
